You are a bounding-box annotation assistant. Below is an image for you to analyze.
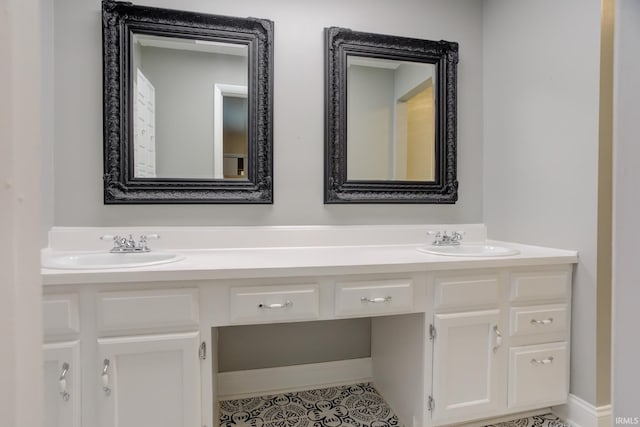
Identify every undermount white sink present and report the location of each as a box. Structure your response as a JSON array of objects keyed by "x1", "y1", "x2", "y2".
[
  {"x1": 417, "y1": 244, "x2": 520, "y2": 257},
  {"x1": 42, "y1": 251, "x2": 185, "y2": 270}
]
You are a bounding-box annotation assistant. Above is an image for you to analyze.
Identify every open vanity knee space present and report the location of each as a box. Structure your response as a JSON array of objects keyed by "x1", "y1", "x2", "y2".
[{"x1": 41, "y1": 225, "x2": 577, "y2": 427}]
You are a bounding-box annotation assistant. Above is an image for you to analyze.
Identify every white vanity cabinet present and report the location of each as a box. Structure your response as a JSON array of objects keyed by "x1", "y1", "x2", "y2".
[
  {"x1": 427, "y1": 267, "x2": 571, "y2": 426},
  {"x1": 43, "y1": 294, "x2": 82, "y2": 427},
  {"x1": 95, "y1": 289, "x2": 202, "y2": 427},
  {"x1": 507, "y1": 270, "x2": 571, "y2": 411},
  {"x1": 430, "y1": 309, "x2": 504, "y2": 423},
  {"x1": 42, "y1": 252, "x2": 574, "y2": 427},
  {"x1": 429, "y1": 272, "x2": 506, "y2": 425},
  {"x1": 42, "y1": 288, "x2": 204, "y2": 427},
  {"x1": 97, "y1": 332, "x2": 202, "y2": 427},
  {"x1": 44, "y1": 341, "x2": 82, "y2": 427}
]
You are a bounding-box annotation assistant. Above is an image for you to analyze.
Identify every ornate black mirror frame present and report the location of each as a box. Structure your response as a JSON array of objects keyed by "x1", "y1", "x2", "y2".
[
  {"x1": 102, "y1": 1, "x2": 273, "y2": 204},
  {"x1": 324, "y1": 27, "x2": 458, "y2": 204}
]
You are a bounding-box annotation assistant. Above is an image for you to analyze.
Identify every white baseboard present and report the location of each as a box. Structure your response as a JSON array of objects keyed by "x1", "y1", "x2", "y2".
[
  {"x1": 552, "y1": 394, "x2": 612, "y2": 427},
  {"x1": 217, "y1": 357, "x2": 373, "y2": 400}
]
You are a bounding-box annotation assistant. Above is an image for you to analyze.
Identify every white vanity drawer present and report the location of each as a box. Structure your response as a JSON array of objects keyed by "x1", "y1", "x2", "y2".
[
  {"x1": 510, "y1": 270, "x2": 570, "y2": 302},
  {"x1": 434, "y1": 274, "x2": 500, "y2": 310},
  {"x1": 97, "y1": 289, "x2": 199, "y2": 333},
  {"x1": 510, "y1": 304, "x2": 568, "y2": 337},
  {"x1": 229, "y1": 284, "x2": 319, "y2": 324},
  {"x1": 508, "y1": 342, "x2": 568, "y2": 408},
  {"x1": 334, "y1": 279, "x2": 413, "y2": 317},
  {"x1": 43, "y1": 294, "x2": 80, "y2": 338}
]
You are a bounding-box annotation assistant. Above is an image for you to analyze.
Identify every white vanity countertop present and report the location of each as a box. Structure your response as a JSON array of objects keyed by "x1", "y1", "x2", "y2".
[{"x1": 41, "y1": 240, "x2": 578, "y2": 286}]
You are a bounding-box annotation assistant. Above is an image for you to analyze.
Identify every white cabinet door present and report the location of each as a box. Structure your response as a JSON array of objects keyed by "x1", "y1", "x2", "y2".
[
  {"x1": 43, "y1": 341, "x2": 81, "y2": 427},
  {"x1": 98, "y1": 332, "x2": 201, "y2": 427},
  {"x1": 431, "y1": 310, "x2": 505, "y2": 424}
]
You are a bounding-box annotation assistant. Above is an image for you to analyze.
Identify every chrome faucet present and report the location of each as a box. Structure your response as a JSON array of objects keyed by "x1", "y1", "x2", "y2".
[
  {"x1": 100, "y1": 234, "x2": 159, "y2": 253},
  {"x1": 428, "y1": 230, "x2": 465, "y2": 246}
]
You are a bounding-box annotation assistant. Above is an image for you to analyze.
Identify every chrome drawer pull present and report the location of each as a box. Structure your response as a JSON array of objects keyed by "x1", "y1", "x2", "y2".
[
  {"x1": 59, "y1": 362, "x2": 70, "y2": 402},
  {"x1": 493, "y1": 325, "x2": 503, "y2": 353},
  {"x1": 101, "y1": 359, "x2": 111, "y2": 396},
  {"x1": 258, "y1": 301, "x2": 293, "y2": 309},
  {"x1": 530, "y1": 317, "x2": 554, "y2": 325},
  {"x1": 360, "y1": 296, "x2": 392, "y2": 303},
  {"x1": 531, "y1": 356, "x2": 554, "y2": 365}
]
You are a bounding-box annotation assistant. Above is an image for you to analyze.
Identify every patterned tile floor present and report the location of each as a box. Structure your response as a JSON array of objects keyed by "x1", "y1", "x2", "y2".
[
  {"x1": 485, "y1": 413, "x2": 570, "y2": 427},
  {"x1": 219, "y1": 383, "x2": 569, "y2": 427},
  {"x1": 220, "y1": 383, "x2": 400, "y2": 427}
]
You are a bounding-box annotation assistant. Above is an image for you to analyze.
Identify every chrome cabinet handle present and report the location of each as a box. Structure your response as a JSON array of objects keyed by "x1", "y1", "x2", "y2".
[
  {"x1": 59, "y1": 362, "x2": 70, "y2": 402},
  {"x1": 360, "y1": 296, "x2": 392, "y2": 303},
  {"x1": 531, "y1": 356, "x2": 554, "y2": 365},
  {"x1": 258, "y1": 301, "x2": 293, "y2": 309},
  {"x1": 101, "y1": 359, "x2": 111, "y2": 396},
  {"x1": 530, "y1": 317, "x2": 554, "y2": 325},
  {"x1": 493, "y1": 325, "x2": 503, "y2": 353}
]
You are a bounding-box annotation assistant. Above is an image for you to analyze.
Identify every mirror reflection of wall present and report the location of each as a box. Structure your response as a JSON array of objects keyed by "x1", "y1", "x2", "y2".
[
  {"x1": 346, "y1": 56, "x2": 435, "y2": 182},
  {"x1": 131, "y1": 34, "x2": 248, "y2": 180}
]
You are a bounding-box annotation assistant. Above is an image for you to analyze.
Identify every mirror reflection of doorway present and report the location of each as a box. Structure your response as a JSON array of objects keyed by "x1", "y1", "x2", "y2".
[
  {"x1": 222, "y1": 96, "x2": 248, "y2": 179},
  {"x1": 213, "y1": 84, "x2": 248, "y2": 179},
  {"x1": 395, "y1": 79, "x2": 434, "y2": 181}
]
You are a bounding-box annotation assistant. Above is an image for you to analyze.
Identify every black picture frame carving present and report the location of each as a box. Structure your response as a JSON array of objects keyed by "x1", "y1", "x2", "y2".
[
  {"x1": 324, "y1": 27, "x2": 458, "y2": 204},
  {"x1": 102, "y1": 1, "x2": 273, "y2": 204}
]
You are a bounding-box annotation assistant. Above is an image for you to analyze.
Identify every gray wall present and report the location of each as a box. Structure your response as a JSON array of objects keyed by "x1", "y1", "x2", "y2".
[
  {"x1": 218, "y1": 319, "x2": 371, "y2": 371},
  {"x1": 52, "y1": 0, "x2": 484, "y2": 226},
  {"x1": 140, "y1": 47, "x2": 247, "y2": 178},
  {"x1": 483, "y1": 0, "x2": 602, "y2": 406},
  {"x1": 613, "y1": 0, "x2": 640, "y2": 418}
]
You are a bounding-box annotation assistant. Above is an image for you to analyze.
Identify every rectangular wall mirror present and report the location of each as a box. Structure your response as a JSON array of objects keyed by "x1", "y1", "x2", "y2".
[
  {"x1": 131, "y1": 34, "x2": 248, "y2": 180},
  {"x1": 103, "y1": 1, "x2": 273, "y2": 203},
  {"x1": 325, "y1": 27, "x2": 458, "y2": 203}
]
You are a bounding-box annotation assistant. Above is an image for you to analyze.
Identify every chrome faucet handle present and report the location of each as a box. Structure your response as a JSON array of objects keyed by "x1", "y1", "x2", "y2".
[
  {"x1": 137, "y1": 233, "x2": 160, "y2": 252},
  {"x1": 100, "y1": 234, "x2": 135, "y2": 252},
  {"x1": 100, "y1": 234, "x2": 124, "y2": 251},
  {"x1": 427, "y1": 231, "x2": 443, "y2": 245},
  {"x1": 124, "y1": 234, "x2": 137, "y2": 248},
  {"x1": 451, "y1": 231, "x2": 465, "y2": 242},
  {"x1": 440, "y1": 231, "x2": 455, "y2": 245}
]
